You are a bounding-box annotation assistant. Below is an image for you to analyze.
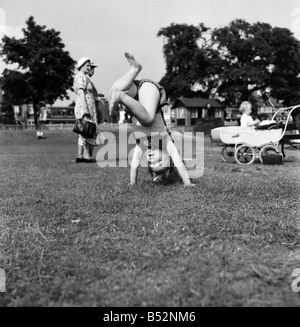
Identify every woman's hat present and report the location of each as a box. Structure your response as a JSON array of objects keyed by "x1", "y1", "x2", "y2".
[
  {"x1": 77, "y1": 57, "x2": 91, "y2": 70},
  {"x1": 90, "y1": 60, "x2": 98, "y2": 68}
]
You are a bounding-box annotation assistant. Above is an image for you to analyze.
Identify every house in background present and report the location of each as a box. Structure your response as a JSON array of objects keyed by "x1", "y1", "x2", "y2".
[
  {"x1": 224, "y1": 106, "x2": 241, "y2": 126},
  {"x1": 171, "y1": 97, "x2": 226, "y2": 127},
  {"x1": 16, "y1": 104, "x2": 76, "y2": 127},
  {"x1": 12, "y1": 91, "x2": 110, "y2": 127}
]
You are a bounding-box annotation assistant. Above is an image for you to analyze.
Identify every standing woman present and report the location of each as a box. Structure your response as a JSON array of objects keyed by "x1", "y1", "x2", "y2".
[
  {"x1": 73, "y1": 57, "x2": 97, "y2": 163},
  {"x1": 86, "y1": 60, "x2": 99, "y2": 160}
]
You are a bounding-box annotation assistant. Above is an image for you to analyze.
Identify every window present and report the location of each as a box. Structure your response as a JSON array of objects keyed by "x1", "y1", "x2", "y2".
[
  {"x1": 177, "y1": 107, "x2": 185, "y2": 119},
  {"x1": 190, "y1": 108, "x2": 198, "y2": 118},
  {"x1": 28, "y1": 105, "x2": 34, "y2": 115},
  {"x1": 214, "y1": 108, "x2": 222, "y2": 118}
]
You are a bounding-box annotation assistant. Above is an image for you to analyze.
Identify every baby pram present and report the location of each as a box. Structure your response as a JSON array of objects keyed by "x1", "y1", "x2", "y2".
[{"x1": 211, "y1": 104, "x2": 300, "y2": 164}]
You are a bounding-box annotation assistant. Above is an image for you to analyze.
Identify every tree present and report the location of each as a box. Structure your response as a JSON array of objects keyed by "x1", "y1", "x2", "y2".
[
  {"x1": 0, "y1": 16, "x2": 76, "y2": 127},
  {"x1": 0, "y1": 94, "x2": 14, "y2": 124},
  {"x1": 157, "y1": 23, "x2": 217, "y2": 100},
  {"x1": 158, "y1": 20, "x2": 300, "y2": 107},
  {"x1": 211, "y1": 19, "x2": 300, "y2": 106}
]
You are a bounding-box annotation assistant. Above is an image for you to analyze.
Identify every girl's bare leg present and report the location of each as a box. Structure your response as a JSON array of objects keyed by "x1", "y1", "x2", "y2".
[
  {"x1": 83, "y1": 144, "x2": 91, "y2": 159},
  {"x1": 109, "y1": 53, "x2": 142, "y2": 111},
  {"x1": 77, "y1": 144, "x2": 83, "y2": 158},
  {"x1": 109, "y1": 83, "x2": 160, "y2": 127},
  {"x1": 77, "y1": 136, "x2": 84, "y2": 158}
]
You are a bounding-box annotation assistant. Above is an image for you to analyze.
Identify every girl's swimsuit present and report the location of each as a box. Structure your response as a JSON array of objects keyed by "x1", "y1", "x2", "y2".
[
  {"x1": 133, "y1": 79, "x2": 168, "y2": 112},
  {"x1": 132, "y1": 79, "x2": 174, "y2": 172},
  {"x1": 133, "y1": 78, "x2": 172, "y2": 138}
]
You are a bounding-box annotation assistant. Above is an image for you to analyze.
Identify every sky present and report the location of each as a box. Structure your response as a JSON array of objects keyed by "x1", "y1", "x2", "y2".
[{"x1": 1, "y1": 0, "x2": 300, "y2": 106}]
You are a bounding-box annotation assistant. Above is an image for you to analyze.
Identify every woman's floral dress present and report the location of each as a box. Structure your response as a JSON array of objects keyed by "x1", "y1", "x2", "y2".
[{"x1": 73, "y1": 71, "x2": 98, "y2": 145}]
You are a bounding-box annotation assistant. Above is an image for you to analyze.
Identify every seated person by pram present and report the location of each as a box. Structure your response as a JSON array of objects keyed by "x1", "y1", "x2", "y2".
[{"x1": 239, "y1": 101, "x2": 282, "y2": 130}]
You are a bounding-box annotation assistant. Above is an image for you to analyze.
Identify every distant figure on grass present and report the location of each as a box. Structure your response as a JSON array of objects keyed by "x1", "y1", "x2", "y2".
[
  {"x1": 109, "y1": 52, "x2": 195, "y2": 187},
  {"x1": 36, "y1": 129, "x2": 46, "y2": 140},
  {"x1": 73, "y1": 57, "x2": 98, "y2": 163}
]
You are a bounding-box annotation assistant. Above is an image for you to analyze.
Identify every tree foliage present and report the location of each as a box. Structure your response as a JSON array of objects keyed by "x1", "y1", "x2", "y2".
[
  {"x1": 211, "y1": 19, "x2": 300, "y2": 105},
  {"x1": 0, "y1": 94, "x2": 14, "y2": 124},
  {"x1": 0, "y1": 16, "x2": 76, "y2": 126},
  {"x1": 157, "y1": 23, "x2": 218, "y2": 100},
  {"x1": 158, "y1": 19, "x2": 300, "y2": 106}
]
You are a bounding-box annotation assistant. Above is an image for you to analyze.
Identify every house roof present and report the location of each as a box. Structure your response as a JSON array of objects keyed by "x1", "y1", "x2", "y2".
[{"x1": 172, "y1": 97, "x2": 225, "y2": 109}]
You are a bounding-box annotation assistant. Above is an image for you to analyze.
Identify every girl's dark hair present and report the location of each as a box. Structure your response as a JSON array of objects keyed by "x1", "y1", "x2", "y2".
[
  {"x1": 148, "y1": 158, "x2": 185, "y2": 184},
  {"x1": 148, "y1": 160, "x2": 173, "y2": 176}
]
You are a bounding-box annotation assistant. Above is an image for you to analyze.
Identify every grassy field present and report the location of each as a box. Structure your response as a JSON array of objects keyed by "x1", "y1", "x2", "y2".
[{"x1": 0, "y1": 128, "x2": 299, "y2": 307}]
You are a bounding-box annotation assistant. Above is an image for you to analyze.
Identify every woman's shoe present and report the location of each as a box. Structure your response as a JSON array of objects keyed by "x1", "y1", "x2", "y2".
[
  {"x1": 82, "y1": 158, "x2": 96, "y2": 163},
  {"x1": 76, "y1": 158, "x2": 83, "y2": 163}
]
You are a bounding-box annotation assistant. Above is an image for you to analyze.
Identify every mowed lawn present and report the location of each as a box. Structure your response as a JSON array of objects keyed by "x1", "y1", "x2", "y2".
[{"x1": 0, "y1": 128, "x2": 299, "y2": 307}]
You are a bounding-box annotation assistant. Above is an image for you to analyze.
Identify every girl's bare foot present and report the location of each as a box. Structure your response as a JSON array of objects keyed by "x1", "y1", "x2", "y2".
[
  {"x1": 109, "y1": 88, "x2": 124, "y2": 113},
  {"x1": 124, "y1": 52, "x2": 142, "y2": 73}
]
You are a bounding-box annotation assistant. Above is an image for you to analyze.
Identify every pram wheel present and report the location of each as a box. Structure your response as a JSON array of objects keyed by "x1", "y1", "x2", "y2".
[
  {"x1": 234, "y1": 145, "x2": 256, "y2": 165},
  {"x1": 221, "y1": 145, "x2": 235, "y2": 163},
  {"x1": 259, "y1": 145, "x2": 279, "y2": 163}
]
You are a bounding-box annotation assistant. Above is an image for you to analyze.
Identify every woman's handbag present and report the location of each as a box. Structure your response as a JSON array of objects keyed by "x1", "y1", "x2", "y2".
[{"x1": 73, "y1": 114, "x2": 96, "y2": 139}]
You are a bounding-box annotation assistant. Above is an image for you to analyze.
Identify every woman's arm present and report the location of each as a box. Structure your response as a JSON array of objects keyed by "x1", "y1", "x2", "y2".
[
  {"x1": 130, "y1": 143, "x2": 143, "y2": 185},
  {"x1": 165, "y1": 136, "x2": 194, "y2": 187},
  {"x1": 78, "y1": 89, "x2": 89, "y2": 116}
]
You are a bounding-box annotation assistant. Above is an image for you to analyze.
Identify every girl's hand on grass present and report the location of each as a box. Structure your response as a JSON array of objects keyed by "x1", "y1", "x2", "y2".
[{"x1": 184, "y1": 183, "x2": 196, "y2": 188}]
